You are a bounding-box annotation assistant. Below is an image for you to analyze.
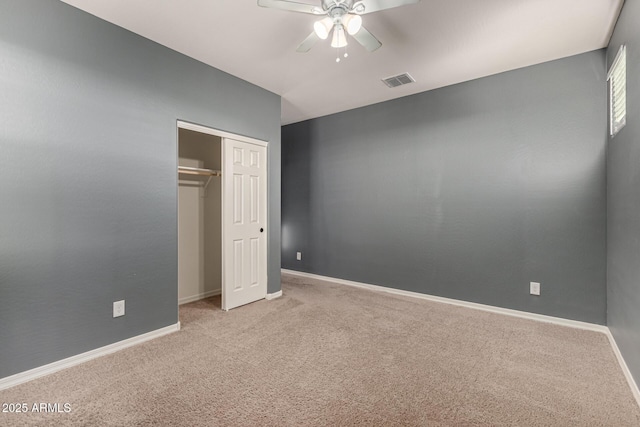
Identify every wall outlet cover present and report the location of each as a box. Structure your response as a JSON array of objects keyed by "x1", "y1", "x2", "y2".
[
  {"x1": 530, "y1": 282, "x2": 541, "y2": 296},
  {"x1": 296, "y1": 252, "x2": 302, "y2": 261},
  {"x1": 113, "y1": 300, "x2": 125, "y2": 318}
]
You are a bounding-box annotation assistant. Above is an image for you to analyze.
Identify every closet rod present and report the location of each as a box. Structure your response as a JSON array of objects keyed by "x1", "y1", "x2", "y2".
[{"x1": 178, "y1": 166, "x2": 221, "y2": 177}]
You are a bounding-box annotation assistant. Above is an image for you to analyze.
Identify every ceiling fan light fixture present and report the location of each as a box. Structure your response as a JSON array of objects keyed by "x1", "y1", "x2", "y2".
[
  {"x1": 313, "y1": 17, "x2": 332, "y2": 40},
  {"x1": 331, "y1": 24, "x2": 348, "y2": 48},
  {"x1": 260, "y1": 0, "x2": 419, "y2": 55},
  {"x1": 343, "y1": 14, "x2": 362, "y2": 35}
]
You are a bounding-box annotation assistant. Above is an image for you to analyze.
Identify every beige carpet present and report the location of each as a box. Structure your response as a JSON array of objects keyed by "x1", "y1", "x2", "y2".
[{"x1": 1, "y1": 273, "x2": 639, "y2": 426}]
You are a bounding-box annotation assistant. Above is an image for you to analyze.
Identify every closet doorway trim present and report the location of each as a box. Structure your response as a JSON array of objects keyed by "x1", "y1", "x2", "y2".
[{"x1": 177, "y1": 121, "x2": 268, "y2": 147}]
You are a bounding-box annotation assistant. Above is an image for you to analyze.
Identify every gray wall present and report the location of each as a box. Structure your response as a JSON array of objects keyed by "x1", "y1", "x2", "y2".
[
  {"x1": 0, "y1": 0, "x2": 280, "y2": 379},
  {"x1": 607, "y1": 0, "x2": 640, "y2": 390},
  {"x1": 282, "y1": 51, "x2": 607, "y2": 324}
]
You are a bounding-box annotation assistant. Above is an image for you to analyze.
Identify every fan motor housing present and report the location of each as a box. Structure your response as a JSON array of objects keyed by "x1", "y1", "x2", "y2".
[{"x1": 323, "y1": 0, "x2": 356, "y2": 13}]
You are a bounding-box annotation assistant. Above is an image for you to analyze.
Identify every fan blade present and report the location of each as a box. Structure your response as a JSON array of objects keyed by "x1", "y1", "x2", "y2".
[
  {"x1": 257, "y1": 0, "x2": 325, "y2": 15},
  {"x1": 352, "y1": 26, "x2": 382, "y2": 52},
  {"x1": 352, "y1": 0, "x2": 420, "y2": 15},
  {"x1": 296, "y1": 31, "x2": 320, "y2": 52}
]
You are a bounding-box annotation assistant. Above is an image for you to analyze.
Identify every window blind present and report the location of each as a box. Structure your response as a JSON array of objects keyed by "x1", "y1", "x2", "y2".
[{"x1": 608, "y1": 45, "x2": 627, "y2": 137}]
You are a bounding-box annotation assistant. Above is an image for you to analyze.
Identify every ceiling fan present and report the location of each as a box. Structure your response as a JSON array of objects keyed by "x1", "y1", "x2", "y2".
[{"x1": 257, "y1": 0, "x2": 421, "y2": 54}]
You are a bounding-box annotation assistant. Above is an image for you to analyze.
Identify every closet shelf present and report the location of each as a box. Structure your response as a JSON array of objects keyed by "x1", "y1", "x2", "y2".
[{"x1": 178, "y1": 166, "x2": 221, "y2": 194}]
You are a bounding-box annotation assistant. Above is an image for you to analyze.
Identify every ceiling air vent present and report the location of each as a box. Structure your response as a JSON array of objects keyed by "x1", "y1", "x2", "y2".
[{"x1": 382, "y1": 73, "x2": 415, "y2": 88}]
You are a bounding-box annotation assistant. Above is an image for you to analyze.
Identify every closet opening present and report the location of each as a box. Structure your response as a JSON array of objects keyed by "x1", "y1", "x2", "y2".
[
  {"x1": 178, "y1": 127, "x2": 222, "y2": 308},
  {"x1": 177, "y1": 120, "x2": 269, "y2": 312}
]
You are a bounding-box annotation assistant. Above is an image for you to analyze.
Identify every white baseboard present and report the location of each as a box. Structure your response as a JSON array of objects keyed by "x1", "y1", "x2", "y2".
[
  {"x1": 281, "y1": 269, "x2": 607, "y2": 333},
  {"x1": 266, "y1": 290, "x2": 283, "y2": 300},
  {"x1": 282, "y1": 269, "x2": 640, "y2": 408},
  {"x1": 0, "y1": 322, "x2": 180, "y2": 391},
  {"x1": 179, "y1": 289, "x2": 221, "y2": 305},
  {"x1": 605, "y1": 330, "x2": 640, "y2": 408}
]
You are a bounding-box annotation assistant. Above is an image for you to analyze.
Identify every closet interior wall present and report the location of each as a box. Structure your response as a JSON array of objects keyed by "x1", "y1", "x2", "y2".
[{"x1": 178, "y1": 128, "x2": 222, "y2": 305}]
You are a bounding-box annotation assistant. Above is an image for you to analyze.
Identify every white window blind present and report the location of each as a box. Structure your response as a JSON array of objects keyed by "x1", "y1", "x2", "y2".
[{"x1": 608, "y1": 45, "x2": 627, "y2": 137}]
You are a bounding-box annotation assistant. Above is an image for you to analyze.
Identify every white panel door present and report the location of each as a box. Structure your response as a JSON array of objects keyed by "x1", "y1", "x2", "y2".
[{"x1": 222, "y1": 138, "x2": 267, "y2": 310}]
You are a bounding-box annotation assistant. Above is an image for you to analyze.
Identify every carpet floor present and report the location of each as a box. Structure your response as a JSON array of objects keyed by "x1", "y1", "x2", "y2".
[{"x1": 1, "y1": 273, "x2": 640, "y2": 426}]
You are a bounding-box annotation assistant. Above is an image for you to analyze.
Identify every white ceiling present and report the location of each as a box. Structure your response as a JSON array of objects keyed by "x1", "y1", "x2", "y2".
[{"x1": 60, "y1": 0, "x2": 623, "y2": 125}]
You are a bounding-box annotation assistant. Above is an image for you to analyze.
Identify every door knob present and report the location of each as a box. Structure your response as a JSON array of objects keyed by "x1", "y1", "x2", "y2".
[{"x1": 260, "y1": 228, "x2": 264, "y2": 233}]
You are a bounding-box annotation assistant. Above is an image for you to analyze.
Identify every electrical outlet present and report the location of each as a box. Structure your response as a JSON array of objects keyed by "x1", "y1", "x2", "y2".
[
  {"x1": 530, "y1": 282, "x2": 541, "y2": 296},
  {"x1": 113, "y1": 300, "x2": 125, "y2": 318},
  {"x1": 296, "y1": 252, "x2": 302, "y2": 261}
]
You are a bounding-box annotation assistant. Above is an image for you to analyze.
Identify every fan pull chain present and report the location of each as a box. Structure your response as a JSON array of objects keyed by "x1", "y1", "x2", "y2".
[{"x1": 336, "y1": 44, "x2": 349, "y2": 63}]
